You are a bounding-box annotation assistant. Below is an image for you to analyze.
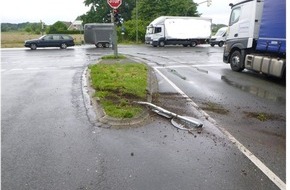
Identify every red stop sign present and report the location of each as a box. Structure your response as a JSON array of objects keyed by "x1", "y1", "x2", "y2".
[{"x1": 107, "y1": 0, "x2": 122, "y2": 9}]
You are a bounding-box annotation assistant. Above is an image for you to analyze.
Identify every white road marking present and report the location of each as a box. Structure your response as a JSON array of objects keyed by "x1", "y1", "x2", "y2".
[
  {"x1": 154, "y1": 64, "x2": 227, "y2": 69},
  {"x1": 153, "y1": 67, "x2": 286, "y2": 190},
  {"x1": 10, "y1": 68, "x2": 24, "y2": 71}
]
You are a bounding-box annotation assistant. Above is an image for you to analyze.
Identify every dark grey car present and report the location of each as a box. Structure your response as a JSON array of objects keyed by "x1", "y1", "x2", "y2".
[{"x1": 24, "y1": 34, "x2": 75, "y2": 50}]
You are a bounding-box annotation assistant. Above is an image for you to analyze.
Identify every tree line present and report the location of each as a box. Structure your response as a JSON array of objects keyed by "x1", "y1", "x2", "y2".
[{"x1": 81, "y1": 0, "x2": 201, "y2": 42}]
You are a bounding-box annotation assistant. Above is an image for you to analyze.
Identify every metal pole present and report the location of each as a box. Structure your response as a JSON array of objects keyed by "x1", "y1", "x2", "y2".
[
  {"x1": 136, "y1": 0, "x2": 138, "y2": 43},
  {"x1": 111, "y1": 9, "x2": 118, "y2": 57}
]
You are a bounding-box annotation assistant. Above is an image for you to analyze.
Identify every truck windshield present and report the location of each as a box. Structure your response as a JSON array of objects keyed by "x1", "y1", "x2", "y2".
[
  {"x1": 147, "y1": 27, "x2": 155, "y2": 34},
  {"x1": 146, "y1": 27, "x2": 162, "y2": 34},
  {"x1": 215, "y1": 29, "x2": 226, "y2": 36}
]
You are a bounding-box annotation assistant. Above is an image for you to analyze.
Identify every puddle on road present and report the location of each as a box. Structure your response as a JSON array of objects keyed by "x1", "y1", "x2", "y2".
[
  {"x1": 221, "y1": 76, "x2": 285, "y2": 104},
  {"x1": 191, "y1": 67, "x2": 285, "y2": 104}
]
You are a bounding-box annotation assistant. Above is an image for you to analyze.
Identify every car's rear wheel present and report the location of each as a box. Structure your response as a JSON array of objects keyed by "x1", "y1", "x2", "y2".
[
  {"x1": 60, "y1": 43, "x2": 67, "y2": 49},
  {"x1": 30, "y1": 43, "x2": 37, "y2": 50}
]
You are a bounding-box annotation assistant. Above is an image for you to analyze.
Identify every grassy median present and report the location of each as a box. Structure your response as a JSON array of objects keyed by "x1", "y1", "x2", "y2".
[{"x1": 89, "y1": 56, "x2": 148, "y2": 118}]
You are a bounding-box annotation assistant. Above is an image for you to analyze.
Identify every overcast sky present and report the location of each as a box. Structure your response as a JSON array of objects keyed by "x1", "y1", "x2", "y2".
[{"x1": 1, "y1": 0, "x2": 236, "y2": 25}]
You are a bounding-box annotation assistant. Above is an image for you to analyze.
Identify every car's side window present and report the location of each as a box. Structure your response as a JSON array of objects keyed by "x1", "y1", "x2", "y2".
[
  {"x1": 229, "y1": 7, "x2": 241, "y2": 26},
  {"x1": 53, "y1": 35, "x2": 62, "y2": 40}
]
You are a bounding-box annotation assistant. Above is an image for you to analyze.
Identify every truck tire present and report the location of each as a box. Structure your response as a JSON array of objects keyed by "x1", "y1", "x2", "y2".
[
  {"x1": 210, "y1": 43, "x2": 215, "y2": 47},
  {"x1": 190, "y1": 41, "x2": 197, "y2": 47},
  {"x1": 159, "y1": 41, "x2": 165, "y2": 47},
  {"x1": 218, "y1": 41, "x2": 224, "y2": 47},
  {"x1": 230, "y1": 50, "x2": 244, "y2": 72}
]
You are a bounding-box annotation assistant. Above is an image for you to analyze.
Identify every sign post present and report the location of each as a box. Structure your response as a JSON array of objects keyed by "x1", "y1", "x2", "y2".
[{"x1": 107, "y1": 0, "x2": 122, "y2": 58}]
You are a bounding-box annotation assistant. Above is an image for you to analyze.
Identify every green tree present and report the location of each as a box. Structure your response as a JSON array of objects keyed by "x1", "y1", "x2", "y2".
[
  {"x1": 118, "y1": 19, "x2": 150, "y2": 42},
  {"x1": 47, "y1": 21, "x2": 68, "y2": 34},
  {"x1": 81, "y1": 0, "x2": 135, "y2": 24},
  {"x1": 132, "y1": 0, "x2": 200, "y2": 22}
]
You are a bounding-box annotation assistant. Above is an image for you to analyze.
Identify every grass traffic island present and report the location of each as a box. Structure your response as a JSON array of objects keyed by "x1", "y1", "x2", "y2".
[{"x1": 89, "y1": 54, "x2": 148, "y2": 120}]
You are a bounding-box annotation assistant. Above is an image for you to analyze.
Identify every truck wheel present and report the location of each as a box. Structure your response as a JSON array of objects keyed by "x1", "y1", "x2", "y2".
[
  {"x1": 190, "y1": 41, "x2": 197, "y2": 47},
  {"x1": 230, "y1": 50, "x2": 244, "y2": 72},
  {"x1": 218, "y1": 41, "x2": 224, "y2": 47},
  {"x1": 210, "y1": 43, "x2": 215, "y2": 47},
  {"x1": 159, "y1": 41, "x2": 165, "y2": 47},
  {"x1": 183, "y1": 44, "x2": 189, "y2": 47}
]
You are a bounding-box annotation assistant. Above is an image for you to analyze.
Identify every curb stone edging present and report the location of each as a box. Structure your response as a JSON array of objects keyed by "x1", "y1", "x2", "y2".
[{"x1": 82, "y1": 57, "x2": 159, "y2": 128}]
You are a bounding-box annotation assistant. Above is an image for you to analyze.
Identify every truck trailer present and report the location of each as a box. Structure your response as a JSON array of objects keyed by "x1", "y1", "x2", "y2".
[
  {"x1": 223, "y1": 0, "x2": 286, "y2": 78},
  {"x1": 84, "y1": 23, "x2": 114, "y2": 48},
  {"x1": 145, "y1": 16, "x2": 212, "y2": 47}
]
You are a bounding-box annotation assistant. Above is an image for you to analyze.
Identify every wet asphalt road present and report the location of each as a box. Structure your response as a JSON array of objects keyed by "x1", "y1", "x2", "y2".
[{"x1": 1, "y1": 45, "x2": 285, "y2": 190}]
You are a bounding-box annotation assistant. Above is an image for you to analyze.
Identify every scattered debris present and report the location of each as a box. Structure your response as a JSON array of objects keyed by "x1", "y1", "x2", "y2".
[{"x1": 135, "y1": 101, "x2": 203, "y2": 132}]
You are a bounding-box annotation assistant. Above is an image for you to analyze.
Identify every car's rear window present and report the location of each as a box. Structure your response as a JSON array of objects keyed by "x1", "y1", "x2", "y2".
[{"x1": 62, "y1": 35, "x2": 71, "y2": 40}]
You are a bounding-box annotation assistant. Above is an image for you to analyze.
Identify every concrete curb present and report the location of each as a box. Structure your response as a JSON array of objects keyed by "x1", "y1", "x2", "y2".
[{"x1": 82, "y1": 58, "x2": 159, "y2": 128}]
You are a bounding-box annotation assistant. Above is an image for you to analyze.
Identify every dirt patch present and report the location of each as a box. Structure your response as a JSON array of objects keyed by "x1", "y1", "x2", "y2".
[
  {"x1": 243, "y1": 111, "x2": 285, "y2": 122},
  {"x1": 200, "y1": 102, "x2": 229, "y2": 115}
]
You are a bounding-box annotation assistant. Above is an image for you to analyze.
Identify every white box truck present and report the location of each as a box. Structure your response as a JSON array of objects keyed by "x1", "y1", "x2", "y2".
[
  {"x1": 209, "y1": 26, "x2": 227, "y2": 47},
  {"x1": 223, "y1": 0, "x2": 286, "y2": 78},
  {"x1": 84, "y1": 23, "x2": 114, "y2": 48},
  {"x1": 145, "y1": 16, "x2": 212, "y2": 47}
]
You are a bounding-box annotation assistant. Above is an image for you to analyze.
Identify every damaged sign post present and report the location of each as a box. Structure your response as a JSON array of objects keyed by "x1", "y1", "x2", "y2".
[
  {"x1": 135, "y1": 101, "x2": 203, "y2": 131},
  {"x1": 107, "y1": 0, "x2": 122, "y2": 58}
]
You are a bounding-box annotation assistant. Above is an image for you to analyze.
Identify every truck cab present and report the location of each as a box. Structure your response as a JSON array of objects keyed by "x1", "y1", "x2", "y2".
[
  {"x1": 145, "y1": 24, "x2": 165, "y2": 47},
  {"x1": 223, "y1": 0, "x2": 286, "y2": 78}
]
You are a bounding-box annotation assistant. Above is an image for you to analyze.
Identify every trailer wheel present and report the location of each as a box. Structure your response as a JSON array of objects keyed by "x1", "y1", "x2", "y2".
[
  {"x1": 159, "y1": 41, "x2": 165, "y2": 47},
  {"x1": 218, "y1": 41, "x2": 224, "y2": 47},
  {"x1": 104, "y1": 43, "x2": 110, "y2": 48},
  {"x1": 190, "y1": 41, "x2": 197, "y2": 47},
  {"x1": 230, "y1": 50, "x2": 244, "y2": 72},
  {"x1": 96, "y1": 43, "x2": 103, "y2": 48}
]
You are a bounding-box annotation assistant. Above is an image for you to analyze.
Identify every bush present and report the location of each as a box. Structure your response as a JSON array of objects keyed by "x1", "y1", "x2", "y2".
[{"x1": 117, "y1": 19, "x2": 150, "y2": 43}]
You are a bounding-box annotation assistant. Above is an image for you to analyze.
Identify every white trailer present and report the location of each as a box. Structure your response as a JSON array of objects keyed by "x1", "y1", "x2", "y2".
[
  {"x1": 84, "y1": 23, "x2": 114, "y2": 48},
  {"x1": 145, "y1": 16, "x2": 212, "y2": 47}
]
